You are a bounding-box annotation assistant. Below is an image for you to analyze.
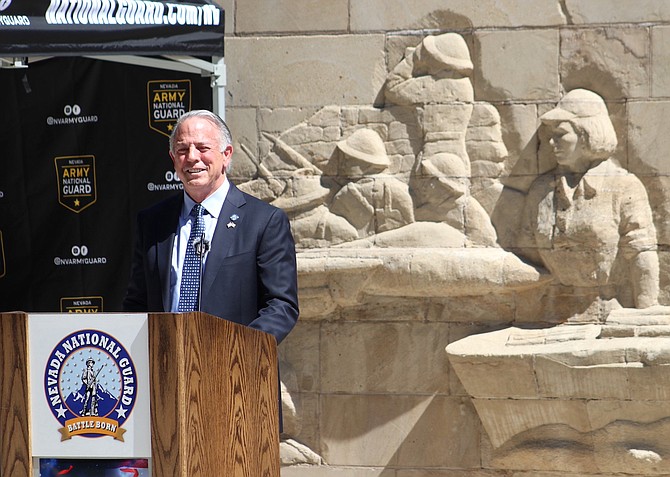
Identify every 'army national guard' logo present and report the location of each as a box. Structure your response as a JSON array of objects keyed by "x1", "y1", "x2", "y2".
[
  {"x1": 147, "y1": 79, "x2": 192, "y2": 137},
  {"x1": 55, "y1": 155, "x2": 97, "y2": 213},
  {"x1": 44, "y1": 329, "x2": 138, "y2": 442}
]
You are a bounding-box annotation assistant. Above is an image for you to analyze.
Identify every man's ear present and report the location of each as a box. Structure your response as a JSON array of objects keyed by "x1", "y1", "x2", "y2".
[{"x1": 222, "y1": 144, "x2": 234, "y2": 171}]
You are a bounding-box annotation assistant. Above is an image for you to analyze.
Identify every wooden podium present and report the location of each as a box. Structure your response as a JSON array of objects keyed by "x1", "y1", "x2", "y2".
[{"x1": 0, "y1": 311, "x2": 280, "y2": 477}]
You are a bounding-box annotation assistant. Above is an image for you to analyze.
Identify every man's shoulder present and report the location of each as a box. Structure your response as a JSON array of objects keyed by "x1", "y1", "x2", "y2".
[{"x1": 137, "y1": 193, "x2": 182, "y2": 220}]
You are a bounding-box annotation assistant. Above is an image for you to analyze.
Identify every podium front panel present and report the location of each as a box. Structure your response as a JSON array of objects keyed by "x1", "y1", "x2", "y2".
[{"x1": 28, "y1": 313, "x2": 151, "y2": 461}]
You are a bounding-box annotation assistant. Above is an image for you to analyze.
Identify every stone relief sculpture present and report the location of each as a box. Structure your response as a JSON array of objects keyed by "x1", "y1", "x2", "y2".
[
  {"x1": 447, "y1": 89, "x2": 670, "y2": 473},
  {"x1": 329, "y1": 129, "x2": 415, "y2": 238},
  {"x1": 235, "y1": 33, "x2": 546, "y2": 309},
  {"x1": 239, "y1": 32, "x2": 551, "y2": 464},
  {"x1": 384, "y1": 32, "x2": 499, "y2": 246},
  {"x1": 270, "y1": 167, "x2": 358, "y2": 248},
  {"x1": 238, "y1": 29, "x2": 667, "y2": 468},
  {"x1": 517, "y1": 88, "x2": 659, "y2": 312}
]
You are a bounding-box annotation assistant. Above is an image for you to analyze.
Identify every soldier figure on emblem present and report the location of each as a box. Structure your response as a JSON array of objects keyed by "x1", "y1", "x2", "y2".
[{"x1": 81, "y1": 357, "x2": 100, "y2": 417}]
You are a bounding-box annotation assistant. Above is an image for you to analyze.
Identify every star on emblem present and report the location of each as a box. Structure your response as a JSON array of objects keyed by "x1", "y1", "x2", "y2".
[
  {"x1": 115, "y1": 405, "x2": 128, "y2": 419},
  {"x1": 56, "y1": 405, "x2": 67, "y2": 418}
]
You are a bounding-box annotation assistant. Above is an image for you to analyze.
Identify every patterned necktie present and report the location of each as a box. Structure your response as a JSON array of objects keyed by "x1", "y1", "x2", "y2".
[{"x1": 178, "y1": 203, "x2": 205, "y2": 312}]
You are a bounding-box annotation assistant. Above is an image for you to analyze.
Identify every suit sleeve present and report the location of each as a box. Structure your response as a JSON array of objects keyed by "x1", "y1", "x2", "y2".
[
  {"x1": 122, "y1": 214, "x2": 149, "y2": 312},
  {"x1": 249, "y1": 207, "x2": 299, "y2": 343}
]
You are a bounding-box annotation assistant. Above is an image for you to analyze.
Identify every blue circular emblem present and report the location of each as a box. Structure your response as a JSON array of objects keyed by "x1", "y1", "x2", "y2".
[{"x1": 43, "y1": 329, "x2": 138, "y2": 440}]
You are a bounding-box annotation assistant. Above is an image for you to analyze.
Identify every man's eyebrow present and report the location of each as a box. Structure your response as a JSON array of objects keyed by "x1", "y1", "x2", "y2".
[{"x1": 175, "y1": 141, "x2": 214, "y2": 147}]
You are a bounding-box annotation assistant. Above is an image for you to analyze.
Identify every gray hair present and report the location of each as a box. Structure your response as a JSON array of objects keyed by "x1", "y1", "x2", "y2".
[{"x1": 169, "y1": 110, "x2": 233, "y2": 153}]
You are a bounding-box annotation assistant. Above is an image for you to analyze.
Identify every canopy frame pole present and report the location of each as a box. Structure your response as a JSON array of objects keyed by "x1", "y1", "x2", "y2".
[{"x1": 82, "y1": 55, "x2": 227, "y2": 119}]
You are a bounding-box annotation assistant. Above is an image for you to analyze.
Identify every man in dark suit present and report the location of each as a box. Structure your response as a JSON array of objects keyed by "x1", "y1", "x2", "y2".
[{"x1": 123, "y1": 110, "x2": 298, "y2": 344}]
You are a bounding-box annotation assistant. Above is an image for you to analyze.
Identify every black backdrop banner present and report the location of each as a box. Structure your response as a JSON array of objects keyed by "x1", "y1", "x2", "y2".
[
  {"x1": 0, "y1": 56, "x2": 213, "y2": 312},
  {"x1": 0, "y1": 0, "x2": 224, "y2": 56}
]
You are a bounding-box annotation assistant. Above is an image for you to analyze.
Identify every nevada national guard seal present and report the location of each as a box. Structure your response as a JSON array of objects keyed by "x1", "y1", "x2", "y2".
[{"x1": 43, "y1": 329, "x2": 138, "y2": 442}]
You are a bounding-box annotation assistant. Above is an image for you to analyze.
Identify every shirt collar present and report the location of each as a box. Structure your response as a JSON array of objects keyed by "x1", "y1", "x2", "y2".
[{"x1": 182, "y1": 177, "x2": 230, "y2": 219}]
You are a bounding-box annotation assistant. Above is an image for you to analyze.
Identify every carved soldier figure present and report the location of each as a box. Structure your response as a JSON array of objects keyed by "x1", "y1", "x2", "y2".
[
  {"x1": 271, "y1": 168, "x2": 358, "y2": 248},
  {"x1": 385, "y1": 33, "x2": 499, "y2": 244},
  {"x1": 412, "y1": 152, "x2": 498, "y2": 246},
  {"x1": 519, "y1": 89, "x2": 659, "y2": 309},
  {"x1": 330, "y1": 129, "x2": 415, "y2": 238}
]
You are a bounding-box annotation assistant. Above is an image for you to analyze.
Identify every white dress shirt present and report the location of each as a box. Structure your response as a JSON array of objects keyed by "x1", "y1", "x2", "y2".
[{"x1": 169, "y1": 178, "x2": 230, "y2": 311}]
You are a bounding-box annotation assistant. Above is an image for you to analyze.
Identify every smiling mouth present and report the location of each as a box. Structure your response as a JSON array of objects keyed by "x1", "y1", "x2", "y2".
[{"x1": 186, "y1": 168, "x2": 206, "y2": 174}]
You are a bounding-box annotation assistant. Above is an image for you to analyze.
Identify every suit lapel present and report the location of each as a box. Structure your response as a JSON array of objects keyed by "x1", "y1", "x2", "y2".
[{"x1": 202, "y1": 183, "x2": 247, "y2": 298}]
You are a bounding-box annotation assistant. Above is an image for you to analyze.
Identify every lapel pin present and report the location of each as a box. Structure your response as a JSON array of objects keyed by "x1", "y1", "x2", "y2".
[
  {"x1": 230, "y1": 214, "x2": 239, "y2": 221},
  {"x1": 227, "y1": 221, "x2": 236, "y2": 228}
]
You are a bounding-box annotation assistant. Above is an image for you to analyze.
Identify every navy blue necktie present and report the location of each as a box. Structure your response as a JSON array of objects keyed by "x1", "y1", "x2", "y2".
[{"x1": 178, "y1": 203, "x2": 205, "y2": 312}]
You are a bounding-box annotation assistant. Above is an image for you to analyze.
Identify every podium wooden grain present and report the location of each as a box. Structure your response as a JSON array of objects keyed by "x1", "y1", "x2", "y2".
[
  {"x1": 0, "y1": 312, "x2": 31, "y2": 477},
  {"x1": 0, "y1": 312, "x2": 280, "y2": 477},
  {"x1": 149, "y1": 312, "x2": 280, "y2": 477}
]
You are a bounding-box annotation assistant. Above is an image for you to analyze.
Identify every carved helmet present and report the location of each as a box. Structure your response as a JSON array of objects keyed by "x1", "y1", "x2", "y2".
[
  {"x1": 540, "y1": 89, "x2": 609, "y2": 123},
  {"x1": 420, "y1": 33, "x2": 473, "y2": 74},
  {"x1": 336, "y1": 129, "x2": 389, "y2": 167}
]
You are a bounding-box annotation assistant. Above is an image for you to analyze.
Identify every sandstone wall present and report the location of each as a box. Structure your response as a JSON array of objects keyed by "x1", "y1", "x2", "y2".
[{"x1": 217, "y1": 1, "x2": 670, "y2": 475}]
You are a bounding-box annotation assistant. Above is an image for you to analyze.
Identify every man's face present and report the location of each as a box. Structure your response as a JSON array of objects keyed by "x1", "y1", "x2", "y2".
[{"x1": 170, "y1": 117, "x2": 233, "y2": 201}]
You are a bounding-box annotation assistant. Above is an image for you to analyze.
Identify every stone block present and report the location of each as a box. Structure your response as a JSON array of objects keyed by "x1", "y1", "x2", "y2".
[
  {"x1": 225, "y1": 107, "x2": 259, "y2": 180},
  {"x1": 447, "y1": 353, "x2": 537, "y2": 399},
  {"x1": 652, "y1": 26, "x2": 670, "y2": 97},
  {"x1": 475, "y1": 30, "x2": 559, "y2": 102},
  {"x1": 397, "y1": 471, "x2": 503, "y2": 477},
  {"x1": 637, "y1": 177, "x2": 670, "y2": 246},
  {"x1": 393, "y1": 396, "x2": 480, "y2": 468},
  {"x1": 429, "y1": 295, "x2": 515, "y2": 324},
  {"x1": 283, "y1": 392, "x2": 321, "y2": 453},
  {"x1": 628, "y1": 100, "x2": 670, "y2": 174},
  {"x1": 320, "y1": 394, "x2": 480, "y2": 467},
  {"x1": 385, "y1": 34, "x2": 425, "y2": 76},
  {"x1": 320, "y1": 322, "x2": 450, "y2": 394},
  {"x1": 339, "y1": 297, "x2": 428, "y2": 322},
  {"x1": 350, "y1": 0, "x2": 565, "y2": 31},
  {"x1": 282, "y1": 466, "x2": 393, "y2": 477},
  {"x1": 471, "y1": 398, "x2": 592, "y2": 449},
  {"x1": 280, "y1": 321, "x2": 321, "y2": 393},
  {"x1": 258, "y1": 107, "x2": 320, "y2": 135},
  {"x1": 497, "y1": 103, "x2": 540, "y2": 193},
  {"x1": 560, "y1": 28, "x2": 649, "y2": 99},
  {"x1": 565, "y1": 0, "x2": 670, "y2": 23},
  {"x1": 225, "y1": 36, "x2": 386, "y2": 108},
  {"x1": 219, "y1": 0, "x2": 234, "y2": 36},
  {"x1": 505, "y1": 401, "x2": 670, "y2": 474},
  {"x1": 236, "y1": 0, "x2": 348, "y2": 33},
  {"x1": 660, "y1": 251, "x2": 670, "y2": 305},
  {"x1": 534, "y1": 356, "x2": 630, "y2": 399}
]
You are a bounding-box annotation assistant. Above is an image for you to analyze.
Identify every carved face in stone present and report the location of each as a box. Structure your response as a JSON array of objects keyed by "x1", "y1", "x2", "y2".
[
  {"x1": 548, "y1": 121, "x2": 586, "y2": 172},
  {"x1": 540, "y1": 89, "x2": 618, "y2": 172}
]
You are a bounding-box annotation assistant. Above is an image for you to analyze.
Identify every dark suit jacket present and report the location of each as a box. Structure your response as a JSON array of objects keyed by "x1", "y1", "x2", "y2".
[{"x1": 123, "y1": 181, "x2": 299, "y2": 344}]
